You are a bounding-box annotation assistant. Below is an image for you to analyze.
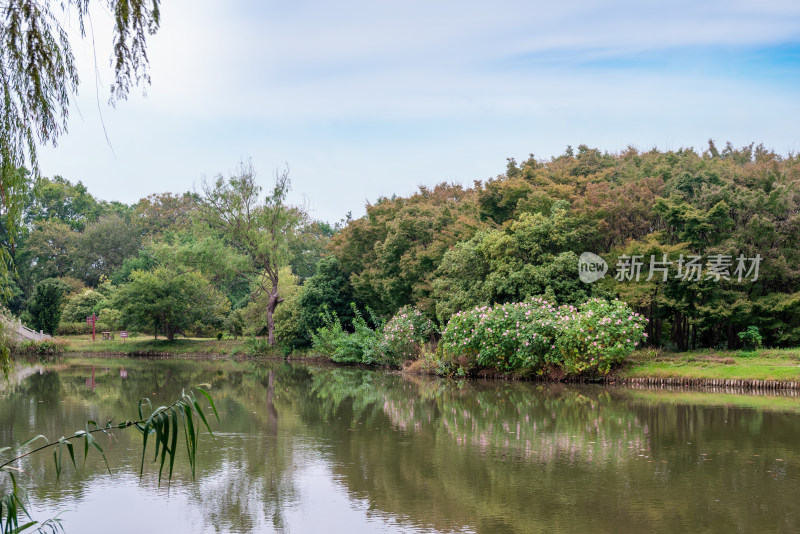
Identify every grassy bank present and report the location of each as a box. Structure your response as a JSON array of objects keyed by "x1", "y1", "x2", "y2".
[
  {"x1": 618, "y1": 347, "x2": 800, "y2": 382},
  {"x1": 58, "y1": 334, "x2": 272, "y2": 357},
  {"x1": 55, "y1": 335, "x2": 800, "y2": 384}
]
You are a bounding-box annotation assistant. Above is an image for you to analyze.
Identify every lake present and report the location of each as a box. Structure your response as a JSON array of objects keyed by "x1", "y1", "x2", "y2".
[{"x1": 2, "y1": 357, "x2": 800, "y2": 533}]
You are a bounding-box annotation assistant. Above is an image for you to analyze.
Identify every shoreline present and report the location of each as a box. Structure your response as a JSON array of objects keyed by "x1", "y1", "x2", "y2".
[
  {"x1": 32, "y1": 336, "x2": 800, "y2": 393},
  {"x1": 604, "y1": 376, "x2": 800, "y2": 394}
]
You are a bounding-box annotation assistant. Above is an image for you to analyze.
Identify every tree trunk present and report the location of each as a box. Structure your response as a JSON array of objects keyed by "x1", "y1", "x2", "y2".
[
  {"x1": 652, "y1": 317, "x2": 662, "y2": 346},
  {"x1": 266, "y1": 279, "x2": 280, "y2": 346},
  {"x1": 727, "y1": 323, "x2": 736, "y2": 350},
  {"x1": 644, "y1": 298, "x2": 662, "y2": 346},
  {"x1": 671, "y1": 312, "x2": 689, "y2": 351},
  {"x1": 164, "y1": 317, "x2": 174, "y2": 341}
]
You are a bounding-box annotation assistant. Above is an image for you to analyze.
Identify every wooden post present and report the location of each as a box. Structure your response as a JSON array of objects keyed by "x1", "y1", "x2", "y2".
[{"x1": 87, "y1": 313, "x2": 97, "y2": 341}]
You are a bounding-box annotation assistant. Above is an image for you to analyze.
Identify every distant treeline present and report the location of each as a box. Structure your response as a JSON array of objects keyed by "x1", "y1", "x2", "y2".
[
  {"x1": 3, "y1": 141, "x2": 799, "y2": 351},
  {"x1": 326, "y1": 141, "x2": 800, "y2": 350}
]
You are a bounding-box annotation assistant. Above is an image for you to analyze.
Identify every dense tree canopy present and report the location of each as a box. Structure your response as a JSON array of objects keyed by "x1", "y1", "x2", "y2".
[
  {"x1": 25, "y1": 176, "x2": 103, "y2": 231},
  {"x1": 133, "y1": 192, "x2": 200, "y2": 237},
  {"x1": 327, "y1": 142, "x2": 800, "y2": 351},
  {"x1": 3, "y1": 141, "x2": 799, "y2": 353},
  {"x1": 72, "y1": 214, "x2": 142, "y2": 285},
  {"x1": 328, "y1": 183, "x2": 485, "y2": 317},
  {"x1": 432, "y1": 207, "x2": 590, "y2": 323},
  {"x1": 114, "y1": 266, "x2": 229, "y2": 341}
]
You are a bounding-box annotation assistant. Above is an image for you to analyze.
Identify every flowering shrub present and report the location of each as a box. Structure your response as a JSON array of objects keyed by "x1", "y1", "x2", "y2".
[
  {"x1": 439, "y1": 297, "x2": 647, "y2": 377},
  {"x1": 377, "y1": 306, "x2": 437, "y2": 365},
  {"x1": 552, "y1": 298, "x2": 647, "y2": 375},
  {"x1": 439, "y1": 298, "x2": 558, "y2": 373}
]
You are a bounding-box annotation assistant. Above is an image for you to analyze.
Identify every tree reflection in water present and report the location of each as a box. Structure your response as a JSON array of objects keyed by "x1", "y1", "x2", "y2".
[{"x1": 2, "y1": 359, "x2": 800, "y2": 533}]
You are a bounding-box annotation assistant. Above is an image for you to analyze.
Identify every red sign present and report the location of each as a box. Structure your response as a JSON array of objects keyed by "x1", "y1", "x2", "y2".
[
  {"x1": 86, "y1": 313, "x2": 97, "y2": 341},
  {"x1": 120, "y1": 331, "x2": 128, "y2": 338}
]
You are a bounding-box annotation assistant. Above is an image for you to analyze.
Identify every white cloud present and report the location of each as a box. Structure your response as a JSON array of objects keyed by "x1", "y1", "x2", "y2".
[{"x1": 35, "y1": 0, "x2": 800, "y2": 223}]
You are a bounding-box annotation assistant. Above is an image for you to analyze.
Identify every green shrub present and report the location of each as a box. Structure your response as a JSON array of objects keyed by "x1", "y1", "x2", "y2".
[
  {"x1": 439, "y1": 297, "x2": 647, "y2": 377},
  {"x1": 56, "y1": 320, "x2": 118, "y2": 336},
  {"x1": 737, "y1": 326, "x2": 762, "y2": 351},
  {"x1": 16, "y1": 339, "x2": 68, "y2": 361},
  {"x1": 224, "y1": 309, "x2": 246, "y2": 339},
  {"x1": 61, "y1": 289, "x2": 106, "y2": 323},
  {"x1": 376, "y1": 306, "x2": 437, "y2": 365},
  {"x1": 311, "y1": 305, "x2": 382, "y2": 364},
  {"x1": 55, "y1": 321, "x2": 91, "y2": 336},
  {"x1": 310, "y1": 310, "x2": 346, "y2": 356},
  {"x1": 439, "y1": 298, "x2": 558, "y2": 374},
  {"x1": 0, "y1": 319, "x2": 15, "y2": 375},
  {"x1": 27, "y1": 279, "x2": 69, "y2": 335},
  {"x1": 246, "y1": 335, "x2": 271, "y2": 355}
]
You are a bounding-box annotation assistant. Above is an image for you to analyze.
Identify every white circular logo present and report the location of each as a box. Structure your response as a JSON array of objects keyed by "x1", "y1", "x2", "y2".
[{"x1": 578, "y1": 252, "x2": 608, "y2": 283}]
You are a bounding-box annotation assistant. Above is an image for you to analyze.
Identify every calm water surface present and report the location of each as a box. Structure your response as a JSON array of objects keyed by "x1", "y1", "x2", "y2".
[{"x1": 2, "y1": 358, "x2": 800, "y2": 533}]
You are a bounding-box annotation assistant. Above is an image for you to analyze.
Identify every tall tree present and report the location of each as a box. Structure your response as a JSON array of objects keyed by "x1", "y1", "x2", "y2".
[
  {"x1": 202, "y1": 163, "x2": 301, "y2": 346},
  {"x1": 26, "y1": 278, "x2": 69, "y2": 334},
  {"x1": 288, "y1": 215, "x2": 335, "y2": 281},
  {"x1": 0, "y1": 167, "x2": 28, "y2": 301},
  {"x1": 146, "y1": 226, "x2": 252, "y2": 308},
  {"x1": 133, "y1": 191, "x2": 200, "y2": 236}
]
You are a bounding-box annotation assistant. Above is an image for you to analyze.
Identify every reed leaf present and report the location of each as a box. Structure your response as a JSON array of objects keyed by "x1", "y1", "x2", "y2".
[{"x1": 1, "y1": 385, "x2": 218, "y2": 531}]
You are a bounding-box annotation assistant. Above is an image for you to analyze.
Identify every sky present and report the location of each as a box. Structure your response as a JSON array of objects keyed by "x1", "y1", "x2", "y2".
[{"x1": 37, "y1": 0, "x2": 800, "y2": 224}]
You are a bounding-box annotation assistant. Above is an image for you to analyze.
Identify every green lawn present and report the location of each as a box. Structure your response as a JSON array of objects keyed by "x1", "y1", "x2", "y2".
[
  {"x1": 61, "y1": 334, "x2": 265, "y2": 357},
  {"x1": 619, "y1": 347, "x2": 800, "y2": 382}
]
